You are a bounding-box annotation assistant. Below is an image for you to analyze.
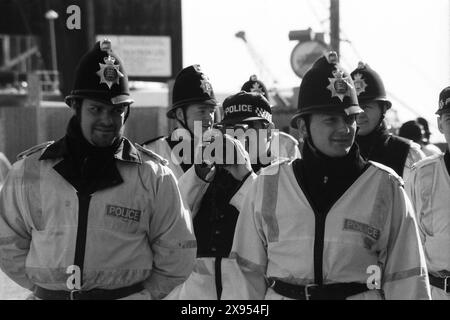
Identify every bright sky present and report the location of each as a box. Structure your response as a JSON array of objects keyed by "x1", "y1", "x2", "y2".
[{"x1": 182, "y1": 0, "x2": 449, "y2": 142}]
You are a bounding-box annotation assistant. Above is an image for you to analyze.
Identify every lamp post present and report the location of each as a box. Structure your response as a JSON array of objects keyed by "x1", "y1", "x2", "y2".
[{"x1": 45, "y1": 10, "x2": 59, "y2": 73}]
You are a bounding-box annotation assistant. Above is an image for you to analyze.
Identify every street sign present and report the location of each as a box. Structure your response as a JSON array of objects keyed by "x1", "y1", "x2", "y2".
[{"x1": 290, "y1": 40, "x2": 328, "y2": 78}]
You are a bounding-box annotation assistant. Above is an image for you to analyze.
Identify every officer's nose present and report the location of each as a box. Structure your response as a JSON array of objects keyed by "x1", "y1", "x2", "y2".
[
  {"x1": 98, "y1": 109, "x2": 114, "y2": 126},
  {"x1": 336, "y1": 118, "x2": 352, "y2": 134}
]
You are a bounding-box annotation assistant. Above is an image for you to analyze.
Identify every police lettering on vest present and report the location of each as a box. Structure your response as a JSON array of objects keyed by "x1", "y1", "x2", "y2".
[{"x1": 106, "y1": 205, "x2": 141, "y2": 222}]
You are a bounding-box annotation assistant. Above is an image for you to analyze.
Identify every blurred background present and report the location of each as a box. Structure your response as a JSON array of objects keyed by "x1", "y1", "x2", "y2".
[{"x1": 0, "y1": 0, "x2": 448, "y2": 163}]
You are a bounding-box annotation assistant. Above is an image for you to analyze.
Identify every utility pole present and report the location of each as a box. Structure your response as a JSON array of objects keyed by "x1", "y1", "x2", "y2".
[
  {"x1": 85, "y1": 0, "x2": 96, "y2": 46},
  {"x1": 45, "y1": 10, "x2": 59, "y2": 73},
  {"x1": 330, "y1": 0, "x2": 340, "y2": 55}
]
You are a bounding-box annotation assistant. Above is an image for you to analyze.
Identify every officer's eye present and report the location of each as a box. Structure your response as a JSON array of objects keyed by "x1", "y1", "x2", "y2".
[
  {"x1": 323, "y1": 116, "x2": 338, "y2": 123},
  {"x1": 89, "y1": 106, "x2": 103, "y2": 113}
]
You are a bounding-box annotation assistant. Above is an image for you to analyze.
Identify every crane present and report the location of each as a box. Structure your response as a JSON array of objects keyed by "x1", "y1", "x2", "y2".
[{"x1": 235, "y1": 31, "x2": 290, "y2": 108}]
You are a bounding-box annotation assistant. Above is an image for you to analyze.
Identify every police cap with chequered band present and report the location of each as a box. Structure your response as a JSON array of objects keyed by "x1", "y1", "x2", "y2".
[
  {"x1": 241, "y1": 75, "x2": 269, "y2": 100},
  {"x1": 290, "y1": 51, "x2": 362, "y2": 128},
  {"x1": 436, "y1": 86, "x2": 450, "y2": 115},
  {"x1": 167, "y1": 64, "x2": 218, "y2": 119},
  {"x1": 65, "y1": 39, "x2": 134, "y2": 107},
  {"x1": 220, "y1": 91, "x2": 272, "y2": 125},
  {"x1": 350, "y1": 62, "x2": 392, "y2": 109}
]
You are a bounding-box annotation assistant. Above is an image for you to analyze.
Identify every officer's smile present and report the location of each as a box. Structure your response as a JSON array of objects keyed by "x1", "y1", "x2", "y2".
[{"x1": 94, "y1": 126, "x2": 115, "y2": 133}]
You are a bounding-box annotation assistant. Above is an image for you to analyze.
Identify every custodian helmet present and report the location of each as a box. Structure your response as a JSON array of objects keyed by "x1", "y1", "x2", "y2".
[
  {"x1": 167, "y1": 64, "x2": 217, "y2": 119},
  {"x1": 350, "y1": 62, "x2": 392, "y2": 109},
  {"x1": 65, "y1": 39, "x2": 133, "y2": 107},
  {"x1": 291, "y1": 51, "x2": 361, "y2": 128}
]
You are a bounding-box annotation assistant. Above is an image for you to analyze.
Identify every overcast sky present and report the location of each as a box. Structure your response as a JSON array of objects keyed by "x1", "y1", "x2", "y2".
[{"x1": 182, "y1": 0, "x2": 449, "y2": 141}]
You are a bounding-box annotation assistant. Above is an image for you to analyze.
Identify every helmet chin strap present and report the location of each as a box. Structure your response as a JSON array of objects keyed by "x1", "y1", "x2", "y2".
[{"x1": 175, "y1": 108, "x2": 195, "y2": 138}]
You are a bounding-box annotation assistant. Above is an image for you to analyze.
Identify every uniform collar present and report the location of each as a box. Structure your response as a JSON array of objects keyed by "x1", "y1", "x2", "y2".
[{"x1": 40, "y1": 136, "x2": 141, "y2": 164}]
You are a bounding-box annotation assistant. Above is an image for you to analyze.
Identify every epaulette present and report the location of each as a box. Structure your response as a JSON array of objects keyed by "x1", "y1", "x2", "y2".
[
  {"x1": 410, "y1": 153, "x2": 441, "y2": 171},
  {"x1": 134, "y1": 143, "x2": 169, "y2": 166},
  {"x1": 368, "y1": 160, "x2": 404, "y2": 186},
  {"x1": 259, "y1": 158, "x2": 291, "y2": 176},
  {"x1": 17, "y1": 141, "x2": 54, "y2": 160},
  {"x1": 141, "y1": 136, "x2": 165, "y2": 147}
]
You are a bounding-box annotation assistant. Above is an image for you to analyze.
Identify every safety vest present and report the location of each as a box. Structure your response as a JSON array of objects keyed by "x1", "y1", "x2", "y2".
[
  {"x1": 143, "y1": 136, "x2": 185, "y2": 180},
  {"x1": 0, "y1": 139, "x2": 196, "y2": 298},
  {"x1": 406, "y1": 155, "x2": 450, "y2": 300},
  {"x1": 230, "y1": 160, "x2": 431, "y2": 300}
]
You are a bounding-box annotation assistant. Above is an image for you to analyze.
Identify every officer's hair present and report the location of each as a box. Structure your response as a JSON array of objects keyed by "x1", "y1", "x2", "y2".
[
  {"x1": 377, "y1": 101, "x2": 389, "y2": 112},
  {"x1": 70, "y1": 99, "x2": 83, "y2": 119},
  {"x1": 70, "y1": 99, "x2": 82, "y2": 111}
]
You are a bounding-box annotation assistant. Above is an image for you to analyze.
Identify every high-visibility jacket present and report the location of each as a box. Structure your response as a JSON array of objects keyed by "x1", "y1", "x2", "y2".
[
  {"x1": 406, "y1": 154, "x2": 450, "y2": 300},
  {"x1": 421, "y1": 144, "x2": 442, "y2": 157},
  {"x1": 271, "y1": 131, "x2": 301, "y2": 160},
  {"x1": 230, "y1": 160, "x2": 431, "y2": 300},
  {"x1": 0, "y1": 138, "x2": 196, "y2": 299},
  {"x1": 143, "y1": 136, "x2": 185, "y2": 180},
  {"x1": 143, "y1": 130, "x2": 301, "y2": 181},
  {"x1": 164, "y1": 165, "x2": 258, "y2": 300}
]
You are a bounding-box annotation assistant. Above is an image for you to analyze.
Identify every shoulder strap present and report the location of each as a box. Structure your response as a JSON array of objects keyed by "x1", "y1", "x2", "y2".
[
  {"x1": 17, "y1": 141, "x2": 54, "y2": 160},
  {"x1": 135, "y1": 143, "x2": 169, "y2": 166}
]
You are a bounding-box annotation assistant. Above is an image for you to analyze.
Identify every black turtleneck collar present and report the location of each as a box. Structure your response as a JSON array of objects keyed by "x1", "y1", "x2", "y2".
[
  {"x1": 302, "y1": 139, "x2": 367, "y2": 180},
  {"x1": 356, "y1": 121, "x2": 390, "y2": 159},
  {"x1": 294, "y1": 139, "x2": 368, "y2": 215},
  {"x1": 39, "y1": 116, "x2": 140, "y2": 193}
]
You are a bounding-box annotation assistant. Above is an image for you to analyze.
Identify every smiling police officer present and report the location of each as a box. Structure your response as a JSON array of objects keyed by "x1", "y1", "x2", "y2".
[
  {"x1": 0, "y1": 40, "x2": 196, "y2": 300},
  {"x1": 143, "y1": 65, "x2": 218, "y2": 179},
  {"x1": 230, "y1": 52, "x2": 431, "y2": 300}
]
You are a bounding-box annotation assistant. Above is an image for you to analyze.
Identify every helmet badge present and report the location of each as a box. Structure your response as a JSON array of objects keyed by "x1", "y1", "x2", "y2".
[
  {"x1": 353, "y1": 73, "x2": 368, "y2": 96},
  {"x1": 200, "y1": 74, "x2": 213, "y2": 96},
  {"x1": 327, "y1": 68, "x2": 353, "y2": 102},
  {"x1": 96, "y1": 39, "x2": 124, "y2": 89},
  {"x1": 250, "y1": 82, "x2": 264, "y2": 95}
]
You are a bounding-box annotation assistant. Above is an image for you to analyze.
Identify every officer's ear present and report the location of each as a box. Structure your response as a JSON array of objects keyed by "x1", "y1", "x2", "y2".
[
  {"x1": 297, "y1": 117, "x2": 308, "y2": 139},
  {"x1": 379, "y1": 101, "x2": 389, "y2": 114},
  {"x1": 70, "y1": 99, "x2": 82, "y2": 117},
  {"x1": 437, "y1": 116, "x2": 444, "y2": 134},
  {"x1": 175, "y1": 107, "x2": 185, "y2": 123}
]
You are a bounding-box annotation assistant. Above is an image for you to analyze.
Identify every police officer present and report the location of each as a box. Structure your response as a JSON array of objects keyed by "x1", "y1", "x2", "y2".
[
  {"x1": 241, "y1": 75, "x2": 301, "y2": 160},
  {"x1": 416, "y1": 117, "x2": 443, "y2": 156},
  {"x1": 166, "y1": 91, "x2": 281, "y2": 299},
  {"x1": 230, "y1": 52, "x2": 431, "y2": 299},
  {"x1": 351, "y1": 62, "x2": 425, "y2": 181},
  {"x1": 0, "y1": 40, "x2": 196, "y2": 300},
  {"x1": 143, "y1": 65, "x2": 218, "y2": 179},
  {"x1": 406, "y1": 86, "x2": 450, "y2": 300}
]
